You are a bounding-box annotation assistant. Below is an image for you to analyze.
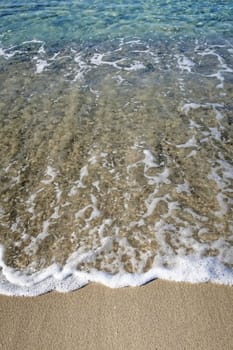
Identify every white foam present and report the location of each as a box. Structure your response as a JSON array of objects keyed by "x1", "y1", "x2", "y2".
[
  {"x1": 217, "y1": 158, "x2": 233, "y2": 181},
  {"x1": 181, "y1": 103, "x2": 202, "y2": 115},
  {"x1": 26, "y1": 189, "x2": 44, "y2": 220},
  {"x1": 35, "y1": 59, "x2": 50, "y2": 74},
  {"x1": 51, "y1": 206, "x2": 60, "y2": 219},
  {"x1": 0, "y1": 47, "x2": 18, "y2": 59},
  {"x1": 213, "y1": 107, "x2": 224, "y2": 122},
  {"x1": 176, "y1": 180, "x2": 191, "y2": 195},
  {"x1": 144, "y1": 194, "x2": 169, "y2": 218},
  {"x1": 0, "y1": 243, "x2": 232, "y2": 296},
  {"x1": 114, "y1": 74, "x2": 125, "y2": 85},
  {"x1": 90, "y1": 53, "x2": 145, "y2": 72},
  {"x1": 181, "y1": 103, "x2": 224, "y2": 126},
  {"x1": 75, "y1": 194, "x2": 100, "y2": 222},
  {"x1": 189, "y1": 120, "x2": 201, "y2": 129},
  {"x1": 22, "y1": 39, "x2": 44, "y2": 45},
  {"x1": 198, "y1": 47, "x2": 233, "y2": 88},
  {"x1": 187, "y1": 150, "x2": 197, "y2": 158},
  {"x1": 0, "y1": 146, "x2": 232, "y2": 295},
  {"x1": 73, "y1": 54, "x2": 90, "y2": 81},
  {"x1": 208, "y1": 71, "x2": 225, "y2": 89},
  {"x1": 184, "y1": 208, "x2": 208, "y2": 222},
  {"x1": 38, "y1": 44, "x2": 46, "y2": 55},
  {"x1": 90, "y1": 53, "x2": 105, "y2": 66},
  {"x1": 208, "y1": 155, "x2": 233, "y2": 217},
  {"x1": 143, "y1": 150, "x2": 159, "y2": 169},
  {"x1": 176, "y1": 54, "x2": 195, "y2": 73},
  {"x1": 24, "y1": 220, "x2": 50, "y2": 255},
  {"x1": 90, "y1": 53, "x2": 123, "y2": 69},
  {"x1": 176, "y1": 136, "x2": 197, "y2": 148},
  {"x1": 146, "y1": 167, "x2": 171, "y2": 186},
  {"x1": 0, "y1": 207, "x2": 5, "y2": 217},
  {"x1": 69, "y1": 165, "x2": 89, "y2": 196},
  {"x1": 209, "y1": 127, "x2": 221, "y2": 141},
  {"x1": 41, "y1": 165, "x2": 57, "y2": 184},
  {"x1": 11, "y1": 217, "x2": 21, "y2": 232},
  {"x1": 92, "y1": 181, "x2": 100, "y2": 191},
  {"x1": 123, "y1": 61, "x2": 145, "y2": 72}
]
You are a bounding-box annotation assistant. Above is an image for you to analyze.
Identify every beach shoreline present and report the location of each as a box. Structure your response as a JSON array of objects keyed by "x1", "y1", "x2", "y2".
[
  {"x1": 0, "y1": 280, "x2": 232, "y2": 350},
  {"x1": 0, "y1": 2, "x2": 233, "y2": 350}
]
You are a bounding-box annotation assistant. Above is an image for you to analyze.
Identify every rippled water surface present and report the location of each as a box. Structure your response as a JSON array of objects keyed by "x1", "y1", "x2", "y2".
[{"x1": 0, "y1": 1, "x2": 233, "y2": 294}]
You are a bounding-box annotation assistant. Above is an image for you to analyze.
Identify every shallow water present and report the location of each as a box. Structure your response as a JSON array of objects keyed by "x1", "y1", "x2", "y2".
[{"x1": 0, "y1": 1, "x2": 233, "y2": 295}]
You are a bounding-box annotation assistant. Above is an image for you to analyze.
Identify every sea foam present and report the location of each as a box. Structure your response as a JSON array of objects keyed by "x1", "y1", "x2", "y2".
[{"x1": 0, "y1": 244, "x2": 232, "y2": 296}]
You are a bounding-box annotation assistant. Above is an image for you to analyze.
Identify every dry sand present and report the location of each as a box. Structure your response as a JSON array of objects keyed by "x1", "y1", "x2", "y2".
[{"x1": 0, "y1": 280, "x2": 233, "y2": 350}]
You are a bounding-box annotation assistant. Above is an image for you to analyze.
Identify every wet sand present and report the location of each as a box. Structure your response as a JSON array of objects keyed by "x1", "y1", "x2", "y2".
[{"x1": 0, "y1": 280, "x2": 233, "y2": 350}]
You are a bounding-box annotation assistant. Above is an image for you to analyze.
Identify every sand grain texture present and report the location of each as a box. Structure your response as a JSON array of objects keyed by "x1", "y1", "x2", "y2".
[{"x1": 0, "y1": 280, "x2": 233, "y2": 350}]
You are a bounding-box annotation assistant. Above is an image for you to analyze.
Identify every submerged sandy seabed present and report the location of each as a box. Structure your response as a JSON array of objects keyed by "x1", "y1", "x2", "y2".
[{"x1": 0, "y1": 38, "x2": 233, "y2": 293}]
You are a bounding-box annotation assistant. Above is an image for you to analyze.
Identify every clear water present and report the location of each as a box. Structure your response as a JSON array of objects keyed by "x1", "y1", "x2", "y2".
[
  {"x1": 0, "y1": 1, "x2": 233, "y2": 295},
  {"x1": 1, "y1": 0, "x2": 233, "y2": 46}
]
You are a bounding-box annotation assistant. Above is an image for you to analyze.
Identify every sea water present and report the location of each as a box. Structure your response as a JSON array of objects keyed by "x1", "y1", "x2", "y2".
[{"x1": 0, "y1": 0, "x2": 233, "y2": 295}]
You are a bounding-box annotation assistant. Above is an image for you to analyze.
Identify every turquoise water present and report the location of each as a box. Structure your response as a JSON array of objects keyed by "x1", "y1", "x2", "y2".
[
  {"x1": 0, "y1": 1, "x2": 233, "y2": 295},
  {"x1": 1, "y1": 0, "x2": 233, "y2": 46}
]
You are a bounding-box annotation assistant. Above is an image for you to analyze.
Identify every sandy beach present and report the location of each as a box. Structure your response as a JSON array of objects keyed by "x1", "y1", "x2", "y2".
[
  {"x1": 1, "y1": 2, "x2": 233, "y2": 350},
  {"x1": 0, "y1": 280, "x2": 232, "y2": 350}
]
